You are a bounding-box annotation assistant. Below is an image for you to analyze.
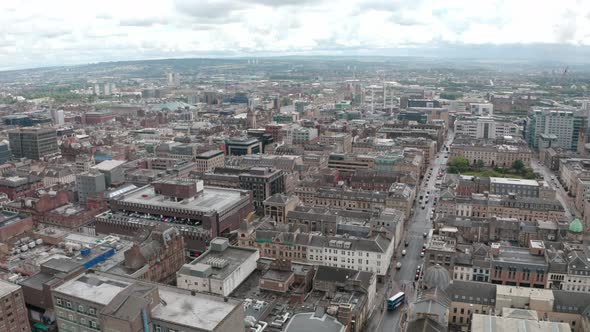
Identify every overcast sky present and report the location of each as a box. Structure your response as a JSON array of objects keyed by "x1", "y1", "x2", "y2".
[{"x1": 1, "y1": 0, "x2": 590, "y2": 70}]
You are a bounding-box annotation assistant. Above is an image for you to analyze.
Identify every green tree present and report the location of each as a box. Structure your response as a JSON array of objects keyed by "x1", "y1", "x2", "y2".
[
  {"x1": 448, "y1": 157, "x2": 470, "y2": 174},
  {"x1": 476, "y1": 160, "x2": 485, "y2": 170},
  {"x1": 512, "y1": 159, "x2": 525, "y2": 172}
]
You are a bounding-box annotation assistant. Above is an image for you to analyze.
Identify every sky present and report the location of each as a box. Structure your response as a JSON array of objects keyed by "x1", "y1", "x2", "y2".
[{"x1": 1, "y1": 0, "x2": 590, "y2": 70}]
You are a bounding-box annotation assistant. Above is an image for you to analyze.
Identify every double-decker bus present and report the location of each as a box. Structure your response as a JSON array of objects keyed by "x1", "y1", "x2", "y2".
[{"x1": 387, "y1": 292, "x2": 405, "y2": 311}]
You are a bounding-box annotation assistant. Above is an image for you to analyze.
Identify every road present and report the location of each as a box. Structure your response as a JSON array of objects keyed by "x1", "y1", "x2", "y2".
[
  {"x1": 370, "y1": 131, "x2": 454, "y2": 332},
  {"x1": 530, "y1": 159, "x2": 576, "y2": 219}
]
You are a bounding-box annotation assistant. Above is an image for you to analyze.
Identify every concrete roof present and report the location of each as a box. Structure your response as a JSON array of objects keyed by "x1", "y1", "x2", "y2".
[
  {"x1": 53, "y1": 274, "x2": 132, "y2": 306},
  {"x1": 490, "y1": 177, "x2": 539, "y2": 186},
  {"x1": 179, "y1": 246, "x2": 258, "y2": 280},
  {"x1": 0, "y1": 279, "x2": 20, "y2": 298},
  {"x1": 151, "y1": 288, "x2": 239, "y2": 331},
  {"x1": 470, "y1": 313, "x2": 571, "y2": 332},
  {"x1": 117, "y1": 185, "x2": 249, "y2": 215},
  {"x1": 92, "y1": 160, "x2": 126, "y2": 171},
  {"x1": 284, "y1": 312, "x2": 345, "y2": 332}
]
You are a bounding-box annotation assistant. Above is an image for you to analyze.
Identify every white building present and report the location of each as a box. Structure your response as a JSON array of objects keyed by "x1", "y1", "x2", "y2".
[
  {"x1": 306, "y1": 235, "x2": 394, "y2": 277},
  {"x1": 281, "y1": 125, "x2": 318, "y2": 145},
  {"x1": 454, "y1": 117, "x2": 519, "y2": 139},
  {"x1": 177, "y1": 238, "x2": 259, "y2": 297},
  {"x1": 470, "y1": 103, "x2": 494, "y2": 116}
]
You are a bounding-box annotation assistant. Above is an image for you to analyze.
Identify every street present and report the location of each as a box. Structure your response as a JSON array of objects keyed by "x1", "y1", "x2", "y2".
[
  {"x1": 530, "y1": 159, "x2": 576, "y2": 219},
  {"x1": 368, "y1": 131, "x2": 454, "y2": 332}
]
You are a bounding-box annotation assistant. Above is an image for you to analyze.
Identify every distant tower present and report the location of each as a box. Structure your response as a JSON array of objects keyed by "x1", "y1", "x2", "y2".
[{"x1": 247, "y1": 108, "x2": 256, "y2": 128}]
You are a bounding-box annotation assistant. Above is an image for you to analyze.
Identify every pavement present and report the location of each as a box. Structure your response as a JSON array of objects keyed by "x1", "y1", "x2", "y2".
[
  {"x1": 530, "y1": 159, "x2": 577, "y2": 219},
  {"x1": 366, "y1": 132, "x2": 454, "y2": 332}
]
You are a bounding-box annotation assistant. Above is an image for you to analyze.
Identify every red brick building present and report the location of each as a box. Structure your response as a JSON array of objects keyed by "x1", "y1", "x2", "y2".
[{"x1": 123, "y1": 227, "x2": 185, "y2": 283}]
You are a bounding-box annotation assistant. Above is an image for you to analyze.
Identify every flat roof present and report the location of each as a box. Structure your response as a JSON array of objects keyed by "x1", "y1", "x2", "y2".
[
  {"x1": 53, "y1": 274, "x2": 132, "y2": 306},
  {"x1": 181, "y1": 246, "x2": 257, "y2": 280},
  {"x1": 196, "y1": 150, "x2": 224, "y2": 159},
  {"x1": 0, "y1": 279, "x2": 20, "y2": 297},
  {"x1": 118, "y1": 185, "x2": 248, "y2": 215},
  {"x1": 92, "y1": 160, "x2": 126, "y2": 171},
  {"x1": 490, "y1": 177, "x2": 538, "y2": 186},
  {"x1": 151, "y1": 288, "x2": 238, "y2": 331},
  {"x1": 494, "y1": 247, "x2": 547, "y2": 267},
  {"x1": 284, "y1": 312, "x2": 345, "y2": 332},
  {"x1": 471, "y1": 313, "x2": 570, "y2": 332}
]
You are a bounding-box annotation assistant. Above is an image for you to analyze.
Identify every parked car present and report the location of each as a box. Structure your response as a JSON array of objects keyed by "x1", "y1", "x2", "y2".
[
  {"x1": 402, "y1": 249, "x2": 407, "y2": 256},
  {"x1": 396, "y1": 262, "x2": 402, "y2": 269},
  {"x1": 423, "y1": 232, "x2": 428, "y2": 238},
  {"x1": 404, "y1": 241, "x2": 409, "y2": 247}
]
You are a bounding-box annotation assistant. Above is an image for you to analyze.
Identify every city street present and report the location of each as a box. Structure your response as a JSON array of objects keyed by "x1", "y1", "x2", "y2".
[
  {"x1": 530, "y1": 159, "x2": 576, "y2": 219},
  {"x1": 369, "y1": 132, "x2": 454, "y2": 332}
]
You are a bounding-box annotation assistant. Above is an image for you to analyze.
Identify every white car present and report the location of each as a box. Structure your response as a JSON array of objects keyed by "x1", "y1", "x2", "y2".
[
  {"x1": 402, "y1": 249, "x2": 407, "y2": 256},
  {"x1": 396, "y1": 262, "x2": 402, "y2": 269}
]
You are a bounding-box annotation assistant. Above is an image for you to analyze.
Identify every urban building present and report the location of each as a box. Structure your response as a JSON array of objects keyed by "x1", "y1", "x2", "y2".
[
  {"x1": 450, "y1": 140, "x2": 532, "y2": 167},
  {"x1": 8, "y1": 127, "x2": 59, "y2": 160},
  {"x1": 225, "y1": 137, "x2": 262, "y2": 156},
  {"x1": 108, "y1": 179, "x2": 253, "y2": 252},
  {"x1": 76, "y1": 171, "x2": 106, "y2": 204},
  {"x1": 0, "y1": 142, "x2": 12, "y2": 164},
  {"x1": 194, "y1": 150, "x2": 225, "y2": 173},
  {"x1": 525, "y1": 109, "x2": 586, "y2": 150},
  {"x1": 320, "y1": 132, "x2": 353, "y2": 153},
  {"x1": 177, "y1": 237, "x2": 259, "y2": 296},
  {"x1": 120, "y1": 227, "x2": 185, "y2": 283},
  {"x1": 91, "y1": 159, "x2": 126, "y2": 187},
  {"x1": 52, "y1": 272, "x2": 244, "y2": 332},
  {"x1": 436, "y1": 192, "x2": 565, "y2": 222},
  {"x1": 0, "y1": 280, "x2": 31, "y2": 332},
  {"x1": 454, "y1": 116, "x2": 519, "y2": 139}
]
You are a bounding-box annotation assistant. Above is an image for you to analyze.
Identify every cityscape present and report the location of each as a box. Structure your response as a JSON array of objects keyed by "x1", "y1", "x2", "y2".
[{"x1": 2, "y1": 2, "x2": 590, "y2": 332}]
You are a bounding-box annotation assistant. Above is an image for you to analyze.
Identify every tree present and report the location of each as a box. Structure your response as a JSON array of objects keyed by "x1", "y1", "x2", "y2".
[
  {"x1": 448, "y1": 157, "x2": 470, "y2": 174},
  {"x1": 476, "y1": 160, "x2": 485, "y2": 170},
  {"x1": 512, "y1": 160, "x2": 525, "y2": 172}
]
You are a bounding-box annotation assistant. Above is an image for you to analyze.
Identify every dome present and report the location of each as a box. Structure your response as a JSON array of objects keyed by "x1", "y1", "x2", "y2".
[
  {"x1": 423, "y1": 264, "x2": 451, "y2": 291},
  {"x1": 569, "y1": 218, "x2": 583, "y2": 234}
]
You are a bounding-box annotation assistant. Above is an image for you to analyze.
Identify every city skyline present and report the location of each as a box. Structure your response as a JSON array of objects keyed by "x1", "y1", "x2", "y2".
[{"x1": 2, "y1": 0, "x2": 590, "y2": 70}]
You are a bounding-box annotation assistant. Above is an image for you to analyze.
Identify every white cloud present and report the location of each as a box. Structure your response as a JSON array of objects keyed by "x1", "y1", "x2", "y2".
[{"x1": 0, "y1": 0, "x2": 590, "y2": 69}]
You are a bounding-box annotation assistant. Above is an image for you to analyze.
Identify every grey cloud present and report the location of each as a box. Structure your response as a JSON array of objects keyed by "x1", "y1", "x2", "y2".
[
  {"x1": 119, "y1": 17, "x2": 168, "y2": 27},
  {"x1": 174, "y1": 0, "x2": 244, "y2": 19},
  {"x1": 554, "y1": 10, "x2": 577, "y2": 42},
  {"x1": 389, "y1": 13, "x2": 425, "y2": 26},
  {"x1": 246, "y1": 0, "x2": 320, "y2": 7}
]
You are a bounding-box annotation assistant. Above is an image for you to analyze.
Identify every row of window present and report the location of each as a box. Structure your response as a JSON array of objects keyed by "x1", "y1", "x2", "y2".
[{"x1": 55, "y1": 298, "x2": 97, "y2": 316}]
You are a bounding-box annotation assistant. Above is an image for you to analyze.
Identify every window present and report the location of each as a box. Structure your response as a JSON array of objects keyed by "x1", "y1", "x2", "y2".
[
  {"x1": 89, "y1": 307, "x2": 96, "y2": 315},
  {"x1": 66, "y1": 301, "x2": 71, "y2": 308},
  {"x1": 78, "y1": 305, "x2": 84, "y2": 312},
  {"x1": 91, "y1": 321, "x2": 97, "y2": 328},
  {"x1": 56, "y1": 298, "x2": 62, "y2": 306}
]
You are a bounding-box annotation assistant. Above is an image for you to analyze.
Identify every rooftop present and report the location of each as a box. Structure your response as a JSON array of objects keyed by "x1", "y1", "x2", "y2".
[
  {"x1": 179, "y1": 239, "x2": 258, "y2": 280},
  {"x1": 116, "y1": 185, "x2": 249, "y2": 215},
  {"x1": 284, "y1": 312, "x2": 345, "y2": 332},
  {"x1": 470, "y1": 313, "x2": 571, "y2": 332},
  {"x1": 92, "y1": 160, "x2": 126, "y2": 171},
  {"x1": 151, "y1": 287, "x2": 239, "y2": 331},
  {"x1": 53, "y1": 274, "x2": 132, "y2": 306},
  {"x1": 490, "y1": 177, "x2": 539, "y2": 186},
  {"x1": 0, "y1": 279, "x2": 20, "y2": 298},
  {"x1": 494, "y1": 247, "x2": 547, "y2": 268}
]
